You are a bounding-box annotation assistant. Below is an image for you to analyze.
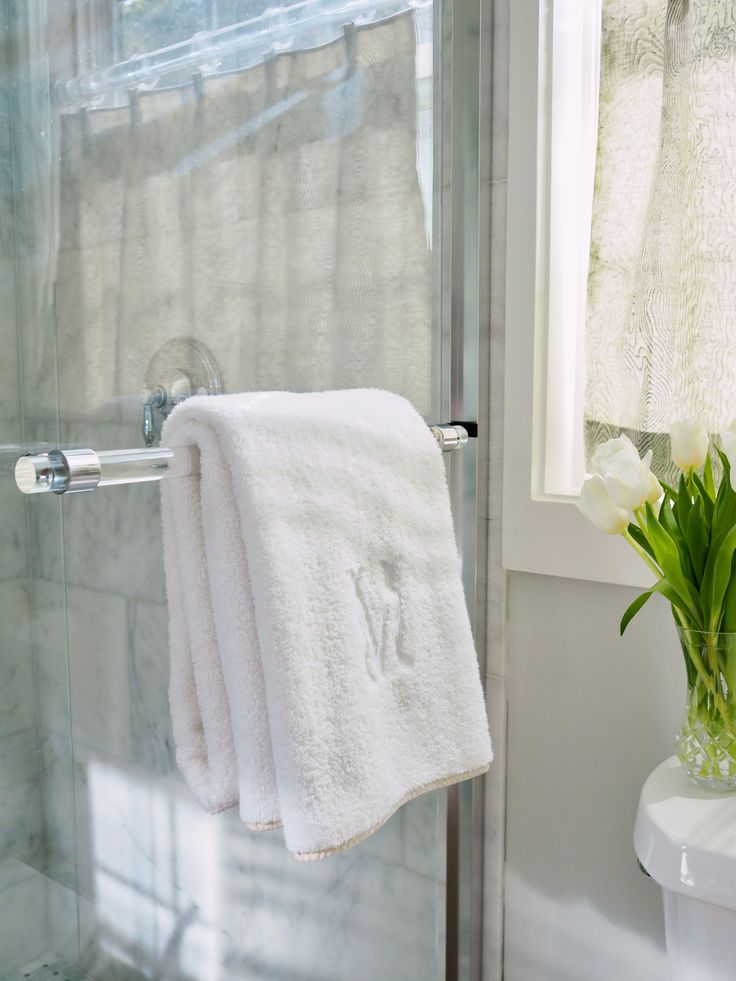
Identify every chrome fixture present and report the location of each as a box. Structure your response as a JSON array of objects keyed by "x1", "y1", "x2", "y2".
[
  {"x1": 431, "y1": 423, "x2": 470, "y2": 453},
  {"x1": 141, "y1": 338, "x2": 223, "y2": 447},
  {"x1": 14, "y1": 423, "x2": 474, "y2": 496}
]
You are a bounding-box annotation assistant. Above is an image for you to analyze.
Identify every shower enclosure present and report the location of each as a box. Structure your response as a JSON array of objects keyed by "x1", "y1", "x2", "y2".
[{"x1": 0, "y1": 0, "x2": 484, "y2": 978}]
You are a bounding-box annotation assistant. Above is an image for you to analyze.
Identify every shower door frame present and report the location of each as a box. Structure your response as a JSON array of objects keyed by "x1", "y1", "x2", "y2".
[{"x1": 436, "y1": 0, "x2": 487, "y2": 977}]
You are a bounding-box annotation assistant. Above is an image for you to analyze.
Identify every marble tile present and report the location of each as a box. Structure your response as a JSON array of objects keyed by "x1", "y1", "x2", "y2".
[
  {"x1": 0, "y1": 580, "x2": 36, "y2": 737},
  {"x1": 30, "y1": 578, "x2": 73, "y2": 736},
  {"x1": 62, "y1": 481, "x2": 166, "y2": 606},
  {"x1": 66, "y1": 584, "x2": 132, "y2": 759},
  {"x1": 15, "y1": 255, "x2": 59, "y2": 425},
  {"x1": 54, "y1": 402, "x2": 166, "y2": 605},
  {"x1": 0, "y1": 68, "x2": 17, "y2": 261},
  {"x1": 70, "y1": 761, "x2": 443, "y2": 981},
  {"x1": 0, "y1": 778, "x2": 44, "y2": 867},
  {"x1": 0, "y1": 854, "x2": 35, "y2": 891},
  {"x1": 38, "y1": 729, "x2": 77, "y2": 890},
  {"x1": 46, "y1": 874, "x2": 82, "y2": 968},
  {"x1": 346, "y1": 806, "x2": 405, "y2": 868},
  {"x1": 127, "y1": 599, "x2": 175, "y2": 777},
  {"x1": 401, "y1": 788, "x2": 445, "y2": 880},
  {"x1": 5, "y1": 34, "x2": 54, "y2": 266},
  {"x1": 0, "y1": 259, "x2": 20, "y2": 424},
  {"x1": 26, "y1": 495, "x2": 65, "y2": 586},
  {"x1": 1, "y1": 955, "x2": 91, "y2": 981},
  {"x1": 216, "y1": 834, "x2": 443, "y2": 981},
  {"x1": 0, "y1": 871, "x2": 49, "y2": 973},
  {"x1": 0, "y1": 473, "x2": 28, "y2": 584},
  {"x1": 0, "y1": 728, "x2": 40, "y2": 792}
]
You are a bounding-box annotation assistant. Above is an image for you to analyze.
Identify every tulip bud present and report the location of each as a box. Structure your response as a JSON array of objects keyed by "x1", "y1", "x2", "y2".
[
  {"x1": 578, "y1": 474, "x2": 630, "y2": 535},
  {"x1": 670, "y1": 420, "x2": 709, "y2": 472}
]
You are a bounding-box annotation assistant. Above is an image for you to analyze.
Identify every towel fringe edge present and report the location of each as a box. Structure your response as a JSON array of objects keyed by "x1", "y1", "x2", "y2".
[{"x1": 293, "y1": 761, "x2": 491, "y2": 862}]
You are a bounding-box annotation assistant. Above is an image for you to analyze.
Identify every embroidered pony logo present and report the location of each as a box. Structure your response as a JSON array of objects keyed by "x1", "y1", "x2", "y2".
[{"x1": 352, "y1": 560, "x2": 408, "y2": 680}]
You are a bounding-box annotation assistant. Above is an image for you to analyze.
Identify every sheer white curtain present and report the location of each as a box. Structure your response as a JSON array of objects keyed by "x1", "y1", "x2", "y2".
[
  {"x1": 585, "y1": 0, "x2": 736, "y2": 476},
  {"x1": 56, "y1": 11, "x2": 431, "y2": 420}
]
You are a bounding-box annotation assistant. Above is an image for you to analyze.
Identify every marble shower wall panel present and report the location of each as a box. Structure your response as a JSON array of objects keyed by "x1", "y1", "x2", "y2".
[
  {"x1": 70, "y1": 756, "x2": 444, "y2": 981},
  {"x1": 0, "y1": 861, "x2": 49, "y2": 972}
]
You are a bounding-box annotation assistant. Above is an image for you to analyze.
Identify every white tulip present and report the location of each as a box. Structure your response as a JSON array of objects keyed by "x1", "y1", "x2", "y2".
[
  {"x1": 578, "y1": 474, "x2": 630, "y2": 535},
  {"x1": 591, "y1": 434, "x2": 655, "y2": 511},
  {"x1": 646, "y1": 470, "x2": 664, "y2": 513},
  {"x1": 670, "y1": 419, "x2": 709, "y2": 472}
]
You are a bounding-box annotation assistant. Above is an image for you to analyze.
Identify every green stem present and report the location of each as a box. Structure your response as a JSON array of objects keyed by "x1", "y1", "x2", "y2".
[
  {"x1": 624, "y1": 506, "x2": 733, "y2": 725},
  {"x1": 684, "y1": 632, "x2": 732, "y2": 725},
  {"x1": 623, "y1": 528, "x2": 662, "y2": 579}
]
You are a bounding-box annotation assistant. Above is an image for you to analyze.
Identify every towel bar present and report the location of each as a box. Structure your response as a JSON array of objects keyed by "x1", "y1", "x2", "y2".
[{"x1": 14, "y1": 423, "x2": 475, "y2": 496}]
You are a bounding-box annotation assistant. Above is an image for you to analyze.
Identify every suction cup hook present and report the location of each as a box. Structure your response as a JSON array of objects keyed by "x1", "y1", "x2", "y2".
[{"x1": 141, "y1": 338, "x2": 223, "y2": 446}]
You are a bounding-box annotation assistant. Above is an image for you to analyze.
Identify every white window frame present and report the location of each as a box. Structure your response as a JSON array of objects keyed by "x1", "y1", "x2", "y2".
[{"x1": 502, "y1": 0, "x2": 651, "y2": 588}]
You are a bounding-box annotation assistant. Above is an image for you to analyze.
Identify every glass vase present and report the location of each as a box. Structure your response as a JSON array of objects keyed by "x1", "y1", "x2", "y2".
[{"x1": 676, "y1": 628, "x2": 736, "y2": 790}]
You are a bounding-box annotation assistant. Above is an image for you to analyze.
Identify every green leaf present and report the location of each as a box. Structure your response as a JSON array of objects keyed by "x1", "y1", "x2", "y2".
[
  {"x1": 691, "y1": 472, "x2": 714, "y2": 524},
  {"x1": 620, "y1": 589, "x2": 656, "y2": 635},
  {"x1": 704, "y1": 451, "x2": 716, "y2": 500},
  {"x1": 685, "y1": 496, "x2": 709, "y2": 585},
  {"x1": 620, "y1": 578, "x2": 702, "y2": 636},
  {"x1": 644, "y1": 503, "x2": 703, "y2": 627},
  {"x1": 722, "y1": 556, "x2": 736, "y2": 633},
  {"x1": 712, "y1": 452, "x2": 732, "y2": 516},
  {"x1": 702, "y1": 523, "x2": 736, "y2": 632},
  {"x1": 717, "y1": 446, "x2": 731, "y2": 479},
  {"x1": 709, "y1": 454, "x2": 736, "y2": 559},
  {"x1": 659, "y1": 498, "x2": 696, "y2": 582},
  {"x1": 675, "y1": 474, "x2": 693, "y2": 536},
  {"x1": 627, "y1": 523, "x2": 656, "y2": 560}
]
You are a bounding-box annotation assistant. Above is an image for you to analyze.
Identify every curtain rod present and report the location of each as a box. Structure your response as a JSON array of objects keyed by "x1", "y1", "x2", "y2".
[{"x1": 55, "y1": 0, "x2": 429, "y2": 109}]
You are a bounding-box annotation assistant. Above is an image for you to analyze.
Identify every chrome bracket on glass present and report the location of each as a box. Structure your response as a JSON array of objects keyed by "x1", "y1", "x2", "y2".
[
  {"x1": 141, "y1": 337, "x2": 223, "y2": 446},
  {"x1": 14, "y1": 423, "x2": 476, "y2": 496}
]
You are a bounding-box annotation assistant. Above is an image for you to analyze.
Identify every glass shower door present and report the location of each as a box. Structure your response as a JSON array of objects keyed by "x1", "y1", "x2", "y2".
[{"x1": 0, "y1": 0, "x2": 482, "y2": 978}]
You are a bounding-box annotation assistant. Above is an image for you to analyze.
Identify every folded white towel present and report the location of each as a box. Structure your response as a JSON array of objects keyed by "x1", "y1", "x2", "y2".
[{"x1": 161, "y1": 389, "x2": 492, "y2": 859}]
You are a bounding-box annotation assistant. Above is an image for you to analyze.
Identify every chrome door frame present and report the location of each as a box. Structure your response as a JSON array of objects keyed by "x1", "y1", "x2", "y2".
[{"x1": 436, "y1": 0, "x2": 487, "y2": 976}]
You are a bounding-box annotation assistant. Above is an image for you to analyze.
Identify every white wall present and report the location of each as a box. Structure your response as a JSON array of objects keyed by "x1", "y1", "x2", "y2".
[{"x1": 503, "y1": 571, "x2": 684, "y2": 981}]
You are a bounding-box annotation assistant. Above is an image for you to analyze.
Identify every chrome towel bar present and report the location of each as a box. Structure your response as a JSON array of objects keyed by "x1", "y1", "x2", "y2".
[{"x1": 14, "y1": 423, "x2": 475, "y2": 496}]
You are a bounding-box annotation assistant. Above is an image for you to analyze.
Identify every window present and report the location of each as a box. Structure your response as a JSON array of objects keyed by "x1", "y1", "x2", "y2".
[
  {"x1": 503, "y1": 0, "x2": 649, "y2": 587},
  {"x1": 540, "y1": 0, "x2": 600, "y2": 499}
]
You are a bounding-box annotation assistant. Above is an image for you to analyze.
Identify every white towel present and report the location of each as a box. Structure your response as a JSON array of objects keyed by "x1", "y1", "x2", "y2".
[{"x1": 161, "y1": 389, "x2": 492, "y2": 859}]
